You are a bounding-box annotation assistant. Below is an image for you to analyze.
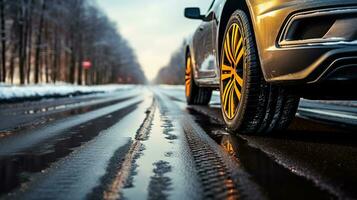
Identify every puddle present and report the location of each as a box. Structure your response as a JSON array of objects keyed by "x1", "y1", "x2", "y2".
[
  {"x1": 0, "y1": 103, "x2": 139, "y2": 196},
  {"x1": 187, "y1": 107, "x2": 334, "y2": 200}
]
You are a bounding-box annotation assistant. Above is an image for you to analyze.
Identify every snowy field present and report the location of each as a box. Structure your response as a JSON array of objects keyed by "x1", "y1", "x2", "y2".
[{"x1": 0, "y1": 84, "x2": 135, "y2": 101}]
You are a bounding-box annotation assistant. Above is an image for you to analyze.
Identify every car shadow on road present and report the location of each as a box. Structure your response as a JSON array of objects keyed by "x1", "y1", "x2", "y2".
[{"x1": 188, "y1": 103, "x2": 357, "y2": 146}]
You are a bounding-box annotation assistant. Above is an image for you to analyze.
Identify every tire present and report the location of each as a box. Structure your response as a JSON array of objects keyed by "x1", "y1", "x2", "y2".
[
  {"x1": 185, "y1": 53, "x2": 212, "y2": 105},
  {"x1": 219, "y1": 10, "x2": 300, "y2": 135}
]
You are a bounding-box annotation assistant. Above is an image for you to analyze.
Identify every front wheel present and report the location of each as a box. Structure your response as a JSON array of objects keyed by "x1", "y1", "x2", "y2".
[
  {"x1": 219, "y1": 10, "x2": 300, "y2": 135},
  {"x1": 185, "y1": 53, "x2": 212, "y2": 105}
]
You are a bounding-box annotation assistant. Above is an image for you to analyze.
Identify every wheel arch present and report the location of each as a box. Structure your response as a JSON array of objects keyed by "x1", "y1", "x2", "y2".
[{"x1": 217, "y1": 0, "x2": 260, "y2": 70}]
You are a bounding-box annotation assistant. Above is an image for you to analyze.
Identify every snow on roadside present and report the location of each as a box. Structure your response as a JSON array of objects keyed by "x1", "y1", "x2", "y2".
[{"x1": 0, "y1": 83, "x2": 134, "y2": 101}]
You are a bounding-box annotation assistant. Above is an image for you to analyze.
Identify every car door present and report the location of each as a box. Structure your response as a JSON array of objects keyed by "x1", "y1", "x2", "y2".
[{"x1": 192, "y1": 0, "x2": 217, "y2": 79}]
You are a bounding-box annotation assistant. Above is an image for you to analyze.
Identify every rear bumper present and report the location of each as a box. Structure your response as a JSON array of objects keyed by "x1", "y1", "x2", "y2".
[{"x1": 247, "y1": 0, "x2": 357, "y2": 84}]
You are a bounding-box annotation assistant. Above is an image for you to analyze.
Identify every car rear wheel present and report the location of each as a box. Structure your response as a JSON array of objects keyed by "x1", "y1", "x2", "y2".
[
  {"x1": 220, "y1": 10, "x2": 300, "y2": 134},
  {"x1": 185, "y1": 53, "x2": 212, "y2": 105}
]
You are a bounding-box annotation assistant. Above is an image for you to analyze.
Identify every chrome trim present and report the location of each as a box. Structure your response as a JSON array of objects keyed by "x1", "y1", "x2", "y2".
[{"x1": 279, "y1": 7, "x2": 357, "y2": 47}]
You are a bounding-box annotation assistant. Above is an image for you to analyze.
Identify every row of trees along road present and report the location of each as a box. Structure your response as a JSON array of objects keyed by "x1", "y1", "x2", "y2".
[
  {"x1": 0, "y1": 0, "x2": 147, "y2": 85},
  {"x1": 154, "y1": 42, "x2": 185, "y2": 85}
]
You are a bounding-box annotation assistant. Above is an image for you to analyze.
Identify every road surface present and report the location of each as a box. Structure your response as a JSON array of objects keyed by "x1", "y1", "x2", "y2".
[{"x1": 0, "y1": 85, "x2": 357, "y2": 200}]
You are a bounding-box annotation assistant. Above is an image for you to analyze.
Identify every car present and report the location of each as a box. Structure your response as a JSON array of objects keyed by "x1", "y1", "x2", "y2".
[{"x1": 184, "y1": 0, "x2": 357, "y2": 134}]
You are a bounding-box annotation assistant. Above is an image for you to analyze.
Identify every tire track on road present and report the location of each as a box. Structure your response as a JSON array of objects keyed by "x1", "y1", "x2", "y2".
[
  {"x1": 100, "y1": 99, "x2": 156, "y2": 200},
  {"x1": 0, "y1": 101, "x2": 141, "y2": 196},
  {"x1": 111, "y1": 90, "x2": 203, "y2": 200},
  {"x1": 156, "y1": 90, "x2": 266, "y2": 200},
  {"x1": 0, "y1": 96, "x2": 143, "y2": 155},
  {"x1": 0, "y1": 95, "x2": 136, "y2": 138},
  {"x1": 0, "y1": 88, "x2": 141, "y2": 136}
]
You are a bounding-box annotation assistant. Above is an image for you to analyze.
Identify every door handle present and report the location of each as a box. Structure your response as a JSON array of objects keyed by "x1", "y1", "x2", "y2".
[{"x1": 199, "y1": 26, "x2": 204, "y2": 31}]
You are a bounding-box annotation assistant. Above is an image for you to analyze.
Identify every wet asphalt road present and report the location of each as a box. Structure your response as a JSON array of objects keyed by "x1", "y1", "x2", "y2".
[{"x1": 0, "y1": 85, "x2": 357, "y2": 200}]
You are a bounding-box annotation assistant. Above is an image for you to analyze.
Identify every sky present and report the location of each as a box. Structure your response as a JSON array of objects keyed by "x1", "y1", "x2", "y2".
[{"x1": 96, "y1": 0, "x2": 210, "y2": 81}]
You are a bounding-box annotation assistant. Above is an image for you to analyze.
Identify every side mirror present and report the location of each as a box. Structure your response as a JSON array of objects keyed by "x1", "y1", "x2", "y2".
[{"x1": 184, "y1": 7, "x2": 204, "y2": 20}]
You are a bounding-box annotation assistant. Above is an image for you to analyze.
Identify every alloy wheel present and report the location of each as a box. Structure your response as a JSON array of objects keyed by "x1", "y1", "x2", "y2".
[{"x1": 220, "y1": 23, "x2": 245, "y2": 120}]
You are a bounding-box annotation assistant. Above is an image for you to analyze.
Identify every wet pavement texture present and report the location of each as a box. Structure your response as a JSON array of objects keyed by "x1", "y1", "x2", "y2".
[{"x1": 0, "y1": 85, "x2": 357, "y2": 200}]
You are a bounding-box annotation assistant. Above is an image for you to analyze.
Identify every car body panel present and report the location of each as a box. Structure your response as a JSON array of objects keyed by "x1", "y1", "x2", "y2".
[
  {"x1": 247, "y1": 0, "x2": 357, "y2": 83},
  {"x1": 192, "y1": 20, "x2": 216, "y2": 77}
]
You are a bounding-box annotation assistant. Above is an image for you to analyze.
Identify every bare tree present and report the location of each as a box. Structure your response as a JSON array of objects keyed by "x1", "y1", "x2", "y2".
[
  {"x1": 34, "y1": 0, "x2": 45, "y2": 83},
  {"x1": 0, "y1": 0, "x2": 147, "y2": 85},
  {"x1": 0, "y1": 0, "x2": 5, "y2": 82},
  {"x1": 155, "y1": 42, "x2": 185, "y2": 85},
  {"x1": 25, "y1": 0, "x2": 33, "y2": 83}
]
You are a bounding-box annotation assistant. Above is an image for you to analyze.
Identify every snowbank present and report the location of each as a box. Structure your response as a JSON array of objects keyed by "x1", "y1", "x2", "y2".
[{"x1": 0, "y1": 84, "x2": 134, "y2": 101}]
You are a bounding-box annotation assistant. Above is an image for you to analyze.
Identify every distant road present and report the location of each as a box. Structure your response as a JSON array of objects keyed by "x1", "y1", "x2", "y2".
[{"x1": 1, "y1": 85, "x2": 357, "y2": 200}]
